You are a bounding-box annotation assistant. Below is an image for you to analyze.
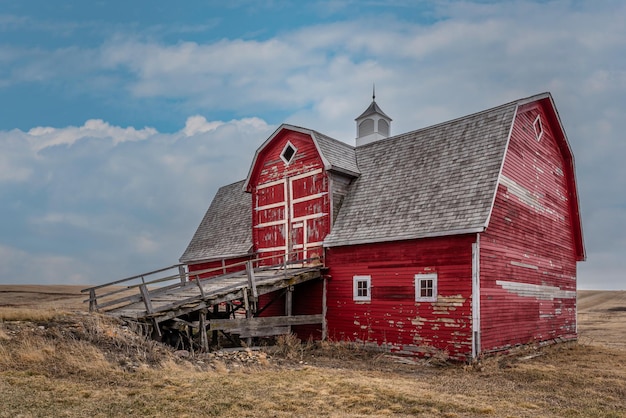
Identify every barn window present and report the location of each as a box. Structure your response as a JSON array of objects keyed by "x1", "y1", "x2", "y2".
[
  {"x1": 378, "y1": 119, "x2": 389, "y2": 136},
  {"x1": 415, "y1": 273, "x2": 437, "y2": 302},
  {"x1": 280, "y1": 142, "x2": 297, "y2": 165},
  {"x1": 353, "y1": 275, "x2": 371, "y2": 302},
  {"x1": 358, "y1": 119, "x2": 375, "y2": 137},
  {"x1": 533, "y1": 115, "x2": 543, "y2": 141}
]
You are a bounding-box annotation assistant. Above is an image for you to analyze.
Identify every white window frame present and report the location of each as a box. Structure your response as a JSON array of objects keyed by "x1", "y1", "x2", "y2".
[
  {"x1": 533, "y1": 115, "x2": 543, "y2": 141},
  {"x1": 415, "y1": 273, "x2": 437, "y2": 302},
  {"x1": 353, "y1": 275, "x2": 371, "y2": 302},
  {"x1": 280, "y1": 141, "x2": 298, "y2": 165}
]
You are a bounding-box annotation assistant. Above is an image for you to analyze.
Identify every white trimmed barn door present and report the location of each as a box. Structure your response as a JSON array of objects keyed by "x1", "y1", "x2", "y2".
[
  {"x1": 255, "y1": 170, "x2": 328, "y2": 266},
  {"x1": 288, "y1": 169, "x2": 328, "y2": 265}
]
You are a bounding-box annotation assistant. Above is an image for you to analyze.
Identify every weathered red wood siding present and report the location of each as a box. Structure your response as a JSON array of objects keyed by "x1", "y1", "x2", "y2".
[
  {"x1": 480, "y1": 102, "x2": 578, "y2": 353},
  {"x1": 247, "y1": 129, "x2": 331, "y2": 266},
  {"x1": 325, "y1": 235, "x2": 475, "y2": 360},
  {"x1": 188, "y1": 256, "x2": 251, "y2": 279}
]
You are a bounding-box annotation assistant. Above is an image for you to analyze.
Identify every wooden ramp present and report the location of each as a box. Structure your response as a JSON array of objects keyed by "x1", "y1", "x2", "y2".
[{"x1": 82, "y1": 257, "x2": 325, "y2": 348}]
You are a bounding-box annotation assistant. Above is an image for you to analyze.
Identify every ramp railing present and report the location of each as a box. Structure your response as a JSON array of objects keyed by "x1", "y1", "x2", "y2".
[{"x1": 81, "y1": 250, "x2": 320, "y2": 315}]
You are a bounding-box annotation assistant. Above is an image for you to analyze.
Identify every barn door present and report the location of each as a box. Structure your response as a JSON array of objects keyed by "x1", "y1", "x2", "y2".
[
  {"x1": 288, "y1": 169, "x2": 328, "y2": 265},
  {"x1": 255, "y1": 179, "x2": 288, "y2": 266},
  {"x1": 255, "y1": 170, "x2": 328, "y2": 266}
]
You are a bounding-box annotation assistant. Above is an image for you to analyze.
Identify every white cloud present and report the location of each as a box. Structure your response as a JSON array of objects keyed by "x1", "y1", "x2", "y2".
[
  {"x1": 183, "y1": 115, "x2": 224, "y2": 136},
  {"x1": 25, "y1": 119, "x2": 157, "y2": 151},
  {"x1": 0, "y1": 116, "x2": 274, "y2": 284}
]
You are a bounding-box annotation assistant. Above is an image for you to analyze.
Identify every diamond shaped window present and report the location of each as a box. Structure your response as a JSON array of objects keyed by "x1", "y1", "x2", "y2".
[
  {"x1": 533, "y1": 115, "x2": 543, "y2": 141},
  {"x1": 280, "y1": 142, "x2": 297, "y2": 165}
]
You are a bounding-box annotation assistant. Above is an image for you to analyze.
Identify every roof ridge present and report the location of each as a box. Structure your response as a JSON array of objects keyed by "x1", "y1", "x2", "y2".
[{"x1": 354, "y1": 93, "x2": 548, "y2": 150}]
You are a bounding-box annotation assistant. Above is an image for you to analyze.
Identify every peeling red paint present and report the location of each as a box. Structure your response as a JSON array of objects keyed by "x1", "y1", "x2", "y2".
[
  {"x1": 325, "y1": 236, "x2": 475, "y2": 361},
  {"x1": 248, "y1": 129, "x2": 330, "y2": 266},
  {"x1": 480, "y1": 102, "x2": 579, "y2": 353}
]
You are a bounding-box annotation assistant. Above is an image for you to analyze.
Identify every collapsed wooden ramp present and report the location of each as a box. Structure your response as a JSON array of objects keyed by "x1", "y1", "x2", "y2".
[{"x1": 82, "y1": 257, "x2": 325, "y2": 349}]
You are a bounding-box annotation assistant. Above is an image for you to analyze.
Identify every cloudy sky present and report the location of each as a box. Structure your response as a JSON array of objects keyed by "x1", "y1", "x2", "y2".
[{"x1": 0, "y1": 1, "x2": 624, "y2": 289}]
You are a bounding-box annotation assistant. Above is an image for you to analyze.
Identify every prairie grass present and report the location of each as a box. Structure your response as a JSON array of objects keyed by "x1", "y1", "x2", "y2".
[
  {"x1": 0, "y1": 307, "x2": 67, "y2": 322},
  {"x1": 1, "y1": 311, "x2": 625, "y2": 417},
  {"x1": 1, "y1": 289, "x2": 625, "y2": 417}
]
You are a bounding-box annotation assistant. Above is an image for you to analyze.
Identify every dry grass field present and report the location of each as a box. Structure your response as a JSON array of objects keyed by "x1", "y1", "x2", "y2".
[{"x1": 1, "y1": 286, "x2": 625, "y2": 417}]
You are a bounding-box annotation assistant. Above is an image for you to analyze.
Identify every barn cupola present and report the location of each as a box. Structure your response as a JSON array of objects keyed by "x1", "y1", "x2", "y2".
[{"x1": 355, "y1": 86, "x2": 392, "y2": 146}]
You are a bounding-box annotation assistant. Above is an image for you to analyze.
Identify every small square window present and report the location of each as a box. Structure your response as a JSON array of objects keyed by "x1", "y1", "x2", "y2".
[
  {"x1": 280, "y1": 141, "x2": 297, "y2": 165},
  {"x1": 533, "y1": 115, "x2": 543, "y2": 141},
  {"x1": 353, "y1": 275, "x2": 371, "y2": 302},
  {"x1": 415, "y1": 273, "x2": 437, "y2": 302}
]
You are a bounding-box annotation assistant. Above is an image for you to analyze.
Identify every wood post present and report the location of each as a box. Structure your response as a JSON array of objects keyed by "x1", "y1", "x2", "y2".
[
  {"x1": 199, "y1": 309, "x2": 208, "y2": 352},
  {"x1": 285, "y1": 286, "x2": 293, "y2": 333},
  {"x1": 322, "y1": 278, "x2": 327, "y2": 341},
  {"x1": 178, "y1": 265, "x2": 187, "y2": 284},
  {"x1": 212, "y1": 304, "x2": 219, "y2": 345},
  {"x1": 89, "y1": 288, "x2": 97, "y2": 312},
  {"x1": 195, "y1": 276, "x2": 206, "y2": 299},
  {"x1": 242, "y1": 289, "x2": 253, "y2": 347},
  {"x1": 246, "y1": 260, "x2": 258, "y2": 301},
  {"x1": 153, "y1": 318, "x2": 162, "y2": 338},
  {"x1": 139, "y1": 284, "x2": 154, "y2": 314}
]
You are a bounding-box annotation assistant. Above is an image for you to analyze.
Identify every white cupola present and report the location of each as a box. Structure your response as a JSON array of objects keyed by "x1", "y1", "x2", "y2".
[{"x1": 355, "y1": 86, "x2": 392, "y2": 146}]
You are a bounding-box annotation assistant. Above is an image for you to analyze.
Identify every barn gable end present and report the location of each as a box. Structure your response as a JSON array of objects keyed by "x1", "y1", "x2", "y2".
[{"x1": 478, "y1": 95, "x2": 584, "y2": 353}]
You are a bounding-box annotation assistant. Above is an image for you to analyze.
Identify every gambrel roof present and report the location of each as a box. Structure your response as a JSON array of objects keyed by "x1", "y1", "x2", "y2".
[
  {"x1": 179, "y1": 180, "x2": 252, "y2": 264},
  {"x1": 181, "y1": 93, "x2": 584, "y2": 263}
]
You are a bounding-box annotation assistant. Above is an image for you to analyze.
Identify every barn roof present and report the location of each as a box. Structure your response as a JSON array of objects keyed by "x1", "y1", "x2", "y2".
[
  {"x1": 311, "y1": 130, "x2": 360, "y2": 176},
  {"x1": 323, "y1": 99, "x2": 518, "y2": 247},
  {"x1": 181, "y1": 93, "x2": 584, "y2": 262},
  {"x1": 179, "y1": 180, "x2": 252, "y2": 264}
]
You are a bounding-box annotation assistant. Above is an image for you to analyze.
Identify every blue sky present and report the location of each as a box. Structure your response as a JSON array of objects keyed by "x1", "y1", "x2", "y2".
[{"x1": 0, "y1": 0, "x2": 624, "y2": 289}]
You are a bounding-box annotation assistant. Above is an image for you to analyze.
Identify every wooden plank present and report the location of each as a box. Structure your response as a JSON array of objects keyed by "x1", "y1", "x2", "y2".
[
  {"x1": 139, "y1": 284, "x2": 154, "y2": 314},
  {"x1": 199, "y1": 309, "x2": 208, "y2": 352},
  {"x1": 209, "y1": 314, "x2": 323, "y2": 332},
  {"x1": 238, "y1": 327, "x2": 290, "y2": 338},
  {"x1": 322, "y1": 277, "x2": 327, "y2": 340},
  {"x1": 246, "y1": 260, "x2": 258, "y2": 300}
]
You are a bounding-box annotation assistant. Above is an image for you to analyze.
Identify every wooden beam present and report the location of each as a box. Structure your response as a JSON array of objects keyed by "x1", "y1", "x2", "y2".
[
  {"x1": 246, "y1": 260, "x2": 258, "y2": 300},
  {"x1": 139, "y1": 284, "x2": 154, "y2": 314},
  {"x1": 199, "y1": 309, "x2": 208, "y2": 352},
  {"x1": 89, "y1": 289, "x2": 97, "y2": 312},
  {"x1": 195, "y1": 277, "x2": 206, "y2": 299},
  {"x1": 285, "y1": 286, "x2": 293, "y2": 334},
  {"x1": 209, "y1": 314, "x2": 323, "y2": 332},
  {"x1": 322, "y1": 277, "x2": 327, "y2": 341},
  {"x1": 178, "y1": 265, "x2": 187, "y2": 284},
  {"x1": 238, "y1": 327, "x2": 290, "y2": 338}
]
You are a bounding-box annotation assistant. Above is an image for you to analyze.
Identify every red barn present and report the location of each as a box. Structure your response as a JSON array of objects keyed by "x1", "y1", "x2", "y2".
[{"x1": 180, "y1": 92, "x2": 585, "y2": 361}]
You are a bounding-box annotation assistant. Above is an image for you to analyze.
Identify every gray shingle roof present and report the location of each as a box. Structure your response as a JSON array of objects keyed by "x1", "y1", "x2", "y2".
[
  {"x1": 323, "y1": 101, "x2": 518, "y2": 247},
  {"x1": 311, "y1": 130, "x2": 360, "y2": 176},
  {"x1": 179, "y1": 180, "x2": 252, "y2": 263}
]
